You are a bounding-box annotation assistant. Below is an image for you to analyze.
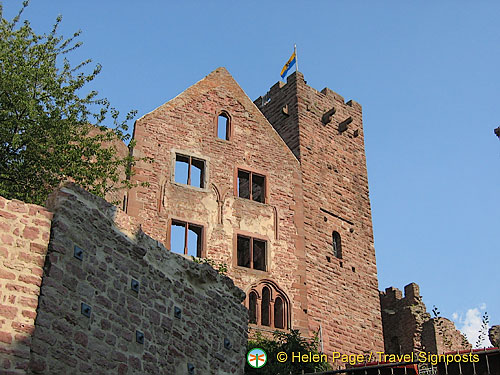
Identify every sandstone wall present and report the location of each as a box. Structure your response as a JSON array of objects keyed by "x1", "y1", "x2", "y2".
[
  {"x1": 0, "y1": 184, "x2": 248, "y2": 374},
  {"x1": 256, "y1": 72, "x2": 384, "y2": 355},
  {"x1": 380, "y1": 283, "x2": 470, "y2": 354},
  {"x1": 0, "y1": 196, "x2": 52, "y2": 374}
]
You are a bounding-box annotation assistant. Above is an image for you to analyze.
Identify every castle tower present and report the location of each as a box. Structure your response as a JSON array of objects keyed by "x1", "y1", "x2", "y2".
[{"x1": 255, "y1": 72, "x2": 384, "y2": 354}]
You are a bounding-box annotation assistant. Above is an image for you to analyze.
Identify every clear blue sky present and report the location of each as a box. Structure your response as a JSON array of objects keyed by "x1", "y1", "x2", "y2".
[{"x1": 4, "y1": 1, "x2": 499, "y2": 345}]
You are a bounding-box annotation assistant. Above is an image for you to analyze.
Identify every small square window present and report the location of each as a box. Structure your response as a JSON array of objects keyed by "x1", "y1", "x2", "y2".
[
  {"x1": 237, "y1": 170, "x2": 266, "y2": 203},
  {"x1": 170, "y1": 220, "x2": 203, "y2": 257},
  {"x1": 175, "y1": 154, "x2": 205, "y2": 188},
  {"x1": 237, "y1": 235, "x2": 267, "y2": 271}
]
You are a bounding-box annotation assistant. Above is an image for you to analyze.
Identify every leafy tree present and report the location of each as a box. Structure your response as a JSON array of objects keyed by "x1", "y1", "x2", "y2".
[
  {"x1": 246, "y1": 329, "x2": 331, "y2": 375},
  {"x1": 0, "y1": 1, "x2": 141, "y2": 205}
]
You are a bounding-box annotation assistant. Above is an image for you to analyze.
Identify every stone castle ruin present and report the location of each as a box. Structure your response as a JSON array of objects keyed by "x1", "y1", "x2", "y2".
[{"x1": 0, "y1": 67, "x2": 491, "y2": 374}]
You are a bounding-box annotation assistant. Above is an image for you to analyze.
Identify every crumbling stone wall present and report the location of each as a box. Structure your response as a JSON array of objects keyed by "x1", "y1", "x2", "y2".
[
  {"x1": 380, "y1": 283, "x2": 470, "y2": 354},
  {"x1": 0, "y1": 196, "x2": 52, "y2": 374},
  {"x1": 490, "y1": 325, "x2": 500, "y2": 347},
  {"x1": 0, "y1": 184, "x2": 248, "y2": 374}
]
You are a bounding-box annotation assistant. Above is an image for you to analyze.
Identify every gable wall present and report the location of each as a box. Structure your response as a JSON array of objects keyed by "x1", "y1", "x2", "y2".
[{"x1": 128, "y1": 68, "x2": 309, "y2": 333}]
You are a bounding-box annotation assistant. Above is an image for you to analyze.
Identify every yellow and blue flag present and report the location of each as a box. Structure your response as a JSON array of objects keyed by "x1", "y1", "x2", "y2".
[{"x1": 280, "y1": 50, "x2": 296, "y2": 79}]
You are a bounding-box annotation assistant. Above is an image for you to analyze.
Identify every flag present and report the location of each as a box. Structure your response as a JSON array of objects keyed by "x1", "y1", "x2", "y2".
[{"x1": 280, "y1": 50, "x2": 296, "y2": 79}]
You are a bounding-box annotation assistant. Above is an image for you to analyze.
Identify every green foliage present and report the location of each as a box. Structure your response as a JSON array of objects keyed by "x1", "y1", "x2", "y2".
[
  {"x1": 191, "y1": 256, "x2": 228, "y2": 275},
  {"x1": 475, "y1": 311, "x2": 489, "y2": 348},
  {"x1": 0, "y1": 1, "x2": 143, "y2": 205},
  {"x1": 246, "y1": 329, "x2": 331, "y2": 375}
]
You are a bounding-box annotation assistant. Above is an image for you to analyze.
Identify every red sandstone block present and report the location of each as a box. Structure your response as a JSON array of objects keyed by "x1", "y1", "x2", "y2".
[
  {"x1": 18, "y1": 297, "x2": 38, "y2": 308},
  {"x1": 21, "y1": 310, "x2": 36, "y2": 320},
  {"x1": 18, "y1": 275, "x2": 41, "y2": 287},
  {"x1": 1, "y1": 234, "x2": 14, "y2": 246},
  {"x1": 0, "y1": 197, "x2": 5, "y2": 209},
  {"x1": 0, "y1": 304, "x2": 18, "y2": 319},
  {"x1": 29, "y1": 242, "x2": 47, "y2": 255},
  {"x1": 0, "y1": 270, "x2": 16, "y2": 280},
  {"x1": 0, "y1": 222, "x2": 10, "y2": 232},
  {"x1": 0, "y1": 210, "x2": 17, "y2": 220},
  {"x1": 11, "y1": 321, "x2": 35, "y2": 334},
  {"x1": 22, "y1": 226, "x2": 39, "y2": 241},
  {"x1": 0, "y1": 247, "x2": 8, "y2": 258},
  {"x1": 7, "y1": 201, "x2": 28, "y2": 214},
  {"x1": 0, "y1": 331, "x2": 12, "y2": 344}
]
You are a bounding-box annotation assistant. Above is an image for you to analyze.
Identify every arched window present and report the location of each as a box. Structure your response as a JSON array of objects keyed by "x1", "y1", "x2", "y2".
[
  {"x1": 217, "y1": 112, "x2": 231, "y2": 140},
  {"x1": 332, "y1": 231, "x2": 342, "y2": 259},
  {"x1": 261, "y1": 287, "x2": 271, "y2": 326},
  {"x1": 249, "y1": 291, "x2": 257, "y2": 324},
  {"x1": 274, "y1": 296, "x2": 284, "y2": 329},
  {"x1": 246, "y1": 281, "x2": 290, "y2": 330}
]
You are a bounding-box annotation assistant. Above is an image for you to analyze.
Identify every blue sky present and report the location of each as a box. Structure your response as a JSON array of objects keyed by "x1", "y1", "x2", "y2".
[{"x1": 4, "y1": 1, "x2": 499, "y2": 346}]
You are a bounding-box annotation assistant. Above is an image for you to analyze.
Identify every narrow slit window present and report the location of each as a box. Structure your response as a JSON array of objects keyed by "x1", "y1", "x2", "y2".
[
  {"x1": 175, "y1": 154, "x2": 205, "y2": 188},
  {"x1": 237, "y1": 235, "x2": 267, "y2": 271},
  {"x1": 332, "y1": 231, "x2": 342, "y2": 259},
  {"x1": 261, "y1": 287, "x2": 271, "y2": 327},
  {"x1": 217, "y1": 113, "x2": 230, "y2": 140},
  {"x1": 170, "y1": 220, "x2": 203, "y2": 257},
  {"x1": 249, "y1": 291, "x2": 257, "y2": 324},
  {"x1": 237, "y1": 169, "x2": 266, "y2": 203}
]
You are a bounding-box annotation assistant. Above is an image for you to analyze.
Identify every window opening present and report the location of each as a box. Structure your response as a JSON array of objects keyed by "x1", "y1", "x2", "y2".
[
  {"x1": 249, "y1": 291, "x2": 257, "y2": 324},
  {"x1": 237, "y1": 170, "x2": 265, "y2": 203},
  {"x1": 217, "y1": 113, "x2": 230, "y2": 140},
  {"x1": 274, "y1": 296, "x2": 284, "y2": 329},
  {"x1": 237, "y1": 235, "x2": 266, "y2": 271},
  {"x1": 175, "y1": 154, "x2": 205, "y2": 188},
  {"x1": 247, "y1": 282, "x2": 289, "y2": 329},
  {"x1": 261, "y1": 287, "x2": 271, "y2": 326},
  {"x1": 237, "y1": 236, "x2": 251, "y2": 268},
  {"x1": 170, "y1": 220, "x2": 202, "y2": 257},
  {"x1": 332, "y1": 231, "x2": 342, "y2": 259}
]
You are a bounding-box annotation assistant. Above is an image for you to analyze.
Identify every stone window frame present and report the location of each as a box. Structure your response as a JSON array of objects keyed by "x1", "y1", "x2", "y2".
[
  {"x1": 233, "y1": 230, "x2": 269, "y2": 273},
  {"x1": 166, "y1": 217, "x2": 206, "y2": 258},
  {"x1": 246, "y1": 280, "x2": 290, "y2": 330},
  {"x1": 170, "y1": 150, "x2": 210, "y2": 192},
  {"x1": 331, "y1": 230, "x2": 342, "y2": 259},
  {"x1": 214, "y1": 110, "x2": 232, "y2": 141},
  {"x1": 233, "y1": 165, "x2": 269, "y2": 204}
]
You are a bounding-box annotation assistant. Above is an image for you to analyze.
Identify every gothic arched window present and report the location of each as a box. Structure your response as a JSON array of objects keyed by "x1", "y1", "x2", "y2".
[
  {"x1": 261, "y1": 287, "x2": 271, "y2": 326},
  {"x1": 246, "y1": 281, "x2": 290, "y2": 330},
  {"x1": 249, "y1": 291, "x2": 257, "y2": 324}
]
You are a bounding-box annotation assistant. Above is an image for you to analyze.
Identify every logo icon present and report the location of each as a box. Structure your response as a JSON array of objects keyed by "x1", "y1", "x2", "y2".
[{"x1": 247, "y1": 348, "x2": 267, "y2": 368}]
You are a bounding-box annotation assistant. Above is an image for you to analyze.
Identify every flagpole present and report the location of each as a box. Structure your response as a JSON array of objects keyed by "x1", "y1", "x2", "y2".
[{"x1": 294, "y1": 44, "x2": 298, "y2": 72}]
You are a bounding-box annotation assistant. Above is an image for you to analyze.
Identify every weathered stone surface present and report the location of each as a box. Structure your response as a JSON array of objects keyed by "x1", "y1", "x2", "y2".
[
  {"x1": 489, "y1": 325, "x2": 500, "y2": 347},
  {"x1": 0, "y1": 195, "x2": 52, "y2": 374},
  {"x1": 381, "y1": 283, "x2": 471, "y2": 354},
  {"x1": 0, "y1": 184, "x2": 247, "y2": 374}
]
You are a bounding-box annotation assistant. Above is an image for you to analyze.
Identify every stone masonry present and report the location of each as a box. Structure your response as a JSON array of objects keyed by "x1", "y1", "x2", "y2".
[
  {"x1": 380, "y1": 283, "x2": 470, "y2": 355},
  {"x1": 0, "y1": 196, "x2": 52, "y2": 373},
  {"x1": 127, "y1": 67, "x2": 384, "y2": 356},
  {"x1": 0, "y1": 183, "x2": 248, "y2": 374}
]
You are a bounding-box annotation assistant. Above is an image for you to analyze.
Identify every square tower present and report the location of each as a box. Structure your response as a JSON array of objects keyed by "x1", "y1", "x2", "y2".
[{"x1": 255, "y1": 71, "x2": 384, "y2": 354}]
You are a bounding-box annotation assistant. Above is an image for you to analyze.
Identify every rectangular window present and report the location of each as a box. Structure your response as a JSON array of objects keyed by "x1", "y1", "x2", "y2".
[
  {"x1": 237, "y1": 170, "x2": 266, "y2": 203},
  {"x1": 175, "y1": 154, "x2": 205, "y2": 188},
  {"x1": 170, "y1": 220, "x2": 203, "y2": 257},
  {"x1": 237, "y1": 235, "x2": 267, "y2": 271}
]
